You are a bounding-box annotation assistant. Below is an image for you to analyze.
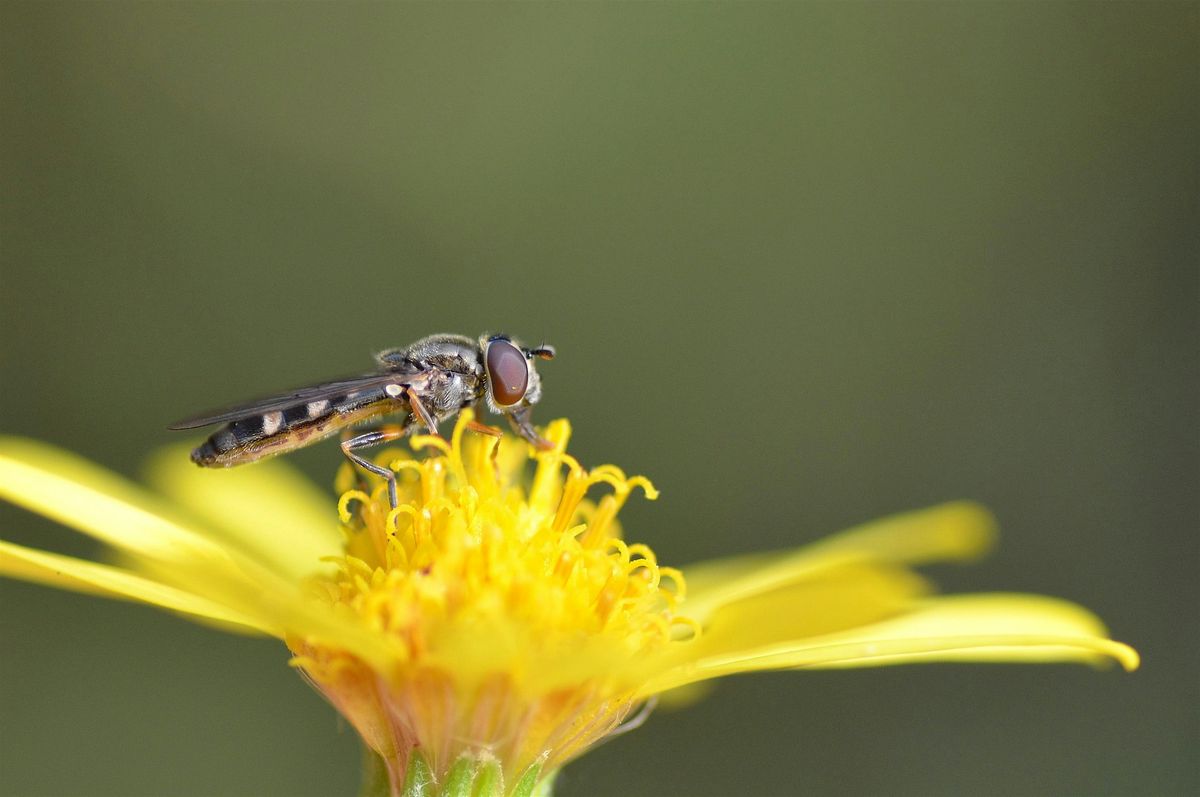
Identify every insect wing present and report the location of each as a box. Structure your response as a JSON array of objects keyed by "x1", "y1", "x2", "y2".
[{"x1": 168, "y1": 373, "x2": 408, "y2": 430}]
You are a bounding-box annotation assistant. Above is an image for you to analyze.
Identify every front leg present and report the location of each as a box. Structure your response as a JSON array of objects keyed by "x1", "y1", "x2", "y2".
[{"x1": 505, "y1": 406, "x2": 553, "y2": 450}]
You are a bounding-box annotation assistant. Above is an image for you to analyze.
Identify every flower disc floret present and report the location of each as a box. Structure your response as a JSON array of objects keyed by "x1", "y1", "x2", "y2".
[{"x1": 287, "y1": 412, "x2": 688, "y2": 791}]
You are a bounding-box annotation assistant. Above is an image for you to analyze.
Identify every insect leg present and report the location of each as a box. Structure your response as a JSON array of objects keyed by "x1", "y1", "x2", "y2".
[
  {"x1": 465, "y1": 419, "x2": 503, "y2": 440},
  {"x1": 341, "y1": 427, "x2": 408, "y2": 509},
  {"x1": 506, "y1": 406, "x2": 554, "y2": 450},
  {"x1": 405, "y1": 388, "x2": 439, "y2": 435},
  {"x1": 465, "y1": 417, "x2": 505, "y2": 473}
]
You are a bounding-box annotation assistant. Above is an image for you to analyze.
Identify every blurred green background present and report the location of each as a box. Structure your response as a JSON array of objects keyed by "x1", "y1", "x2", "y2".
[{"x1": 1, "y1": 3, "x2": 1196, "y2": 796}]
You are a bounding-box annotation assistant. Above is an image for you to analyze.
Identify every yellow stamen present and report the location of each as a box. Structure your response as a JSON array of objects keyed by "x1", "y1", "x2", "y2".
[{"x1": 287, "y1": 410, "x2": 685, "y2": 787}]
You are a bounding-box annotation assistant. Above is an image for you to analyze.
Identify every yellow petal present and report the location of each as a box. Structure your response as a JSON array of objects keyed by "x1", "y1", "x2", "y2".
[
  {"x1": 0, "y1": 437, "x2": 238, "y2": 568},
  {"x1": 675, "y1": 564, "x2": 931, "y2": 665},
  {"x1": 147, "y1": 444, "x2": 342, "y2": 579},
  {"x1": 0, "y1": 439, "x2": 396, "y2": 670},
  {"x1": 682, "y1": 501, "x2": 996, "y2": 620},
  {"x1": 0, "y1": 539, "x2": 272, "y2": 633},
  {"x1": 645, "y1": 592, "x2": 1138, "y2": 694}
]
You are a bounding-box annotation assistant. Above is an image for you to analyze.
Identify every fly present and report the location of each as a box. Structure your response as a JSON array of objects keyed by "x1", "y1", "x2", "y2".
[{"x1": 169, "y1": 333, "x2": 556, "y2": 508}]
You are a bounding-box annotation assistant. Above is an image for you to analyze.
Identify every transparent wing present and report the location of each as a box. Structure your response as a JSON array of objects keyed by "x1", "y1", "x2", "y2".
[{"x1": 168, "y1": 372, "x2": 414, "y2": 430}]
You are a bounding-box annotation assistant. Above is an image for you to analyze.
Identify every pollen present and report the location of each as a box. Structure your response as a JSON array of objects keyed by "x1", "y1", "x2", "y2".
[{"x1": 287, "y1": 410, "x2": 689, "y2": 791}]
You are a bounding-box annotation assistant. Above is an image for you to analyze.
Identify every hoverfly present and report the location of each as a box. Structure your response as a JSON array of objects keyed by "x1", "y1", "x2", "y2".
[{"x1": 169, "y1": 333, "x2": 556, "y2": 508}]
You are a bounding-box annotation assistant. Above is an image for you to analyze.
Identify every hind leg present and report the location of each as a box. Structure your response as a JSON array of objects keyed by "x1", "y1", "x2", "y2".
[
  {"x1": 339, "y1": 388, "x2": 443, "y2": 508},
  {"x1": 340, "y1": 426, "x2": 409, "y2": 509}
]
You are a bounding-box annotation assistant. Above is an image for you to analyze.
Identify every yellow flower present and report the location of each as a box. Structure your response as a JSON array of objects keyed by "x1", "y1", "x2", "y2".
[{"x1": 0, "y1": 411, "x2": 1137, "y2": 797}]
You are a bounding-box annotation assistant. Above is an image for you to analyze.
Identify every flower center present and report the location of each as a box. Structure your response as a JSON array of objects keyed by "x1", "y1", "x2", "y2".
[{"x1": 287, "y1": 412, "x2": 695, "y2": 789}]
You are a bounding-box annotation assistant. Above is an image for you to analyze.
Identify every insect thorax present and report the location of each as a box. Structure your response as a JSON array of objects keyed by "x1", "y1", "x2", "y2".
[{"x1": 376, "y1": 334, "x2": 482, "y2": 374}]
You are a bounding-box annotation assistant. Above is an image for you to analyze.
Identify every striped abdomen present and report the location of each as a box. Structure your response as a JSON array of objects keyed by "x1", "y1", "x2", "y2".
[{"x1": 191, "y1": 391, "x2": 397, "y2": 467}]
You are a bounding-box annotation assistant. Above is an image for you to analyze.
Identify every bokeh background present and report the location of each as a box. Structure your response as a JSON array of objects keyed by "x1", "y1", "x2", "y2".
[{"x1": 2, "y1": 3, "x2": 1196, "y2": 796}]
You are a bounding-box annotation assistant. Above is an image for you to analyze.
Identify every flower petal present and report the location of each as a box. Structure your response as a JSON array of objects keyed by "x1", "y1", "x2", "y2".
[
  {"x1": 0, "y1": 437, "x2": 239, "y2": 567},
  {"x1": 0, "y1": 539, "x2": 272, "y2": 633},
  {"x1": 146, "y1": 444, "x2": 342, "y2": 579},
  {"x1": 645, "y1": 592, "x2": 1138, "y2": 694},
  {"x1": 0, "y1": 438, "x2": 398, "y2": 670},
  {"x1": 682, "y1": 501, "x2": 996, "y2": 620},
  {"x1": 681, "y1": 564, "x2": 931, "y2": 661}
]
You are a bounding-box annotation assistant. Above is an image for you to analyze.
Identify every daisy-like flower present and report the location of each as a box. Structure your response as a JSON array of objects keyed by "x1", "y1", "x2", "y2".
[{"x1": 0, "y1": 411, "x2": 1137, "y2": 796}]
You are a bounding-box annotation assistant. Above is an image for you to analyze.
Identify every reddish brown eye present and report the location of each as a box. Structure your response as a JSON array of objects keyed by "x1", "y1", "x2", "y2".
[{"x1": 486, "y1": 340, "x2": 529, "y2": 406}]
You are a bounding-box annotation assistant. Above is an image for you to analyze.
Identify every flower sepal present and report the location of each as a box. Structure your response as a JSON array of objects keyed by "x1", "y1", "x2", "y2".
[{"x1": 362, "y1": 748, "x2": 554, "y2": 797}]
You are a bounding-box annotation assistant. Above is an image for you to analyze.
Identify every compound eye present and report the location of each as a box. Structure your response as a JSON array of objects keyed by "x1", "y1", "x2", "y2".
[{"x1": 486, "y1": 339, "x2": 529, "y2": 407}]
